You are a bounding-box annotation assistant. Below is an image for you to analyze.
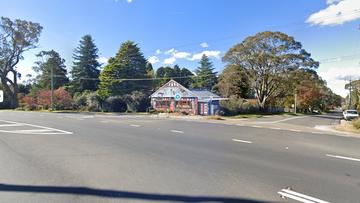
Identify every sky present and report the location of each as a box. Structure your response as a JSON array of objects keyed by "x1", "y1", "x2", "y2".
[{"x1": 1, "y1": 0, "x2": 360, "y2": 97}]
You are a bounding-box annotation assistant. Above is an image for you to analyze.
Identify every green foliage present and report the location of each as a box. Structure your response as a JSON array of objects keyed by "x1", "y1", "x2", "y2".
[
  {"x1": 73, "y1": 90, "x2": 91, "y2": 110},
  {"x1": 190, "y1": 54, "x2": 217, "y2": 90},
  {"x1": 122, "y1": 90, "x2": 148, "y2": 112},
  {"x1": 352, "y1": 118, "x2": 360, "y2": 129},
  {"x1": 219, "y1": 96, "x2": 244, "y2": 115},
  {"x1": 103, "y1": 96, "x2": 126, "y2": 112},
  {"x1": 70, "y1": 35, "x2": 101, "y2": 93},
  {"x1": 97, "y1": 40, "x2": 149, "y2": 98},
  {"x1": 32, "y1": 50, "x2": 69, "y2": 90},
  {"x1": 222, "y1": 31, "x2": 319, "y2": 111},
  {"x1": 86, "y1": 91, "x2": 102, "y2": 111},
  {"x1": 154, "y1": 65, "x2": 194, "y2": 88},
  {"x1": 0, "y1": 16, "x2": 43, "y2": 108}
]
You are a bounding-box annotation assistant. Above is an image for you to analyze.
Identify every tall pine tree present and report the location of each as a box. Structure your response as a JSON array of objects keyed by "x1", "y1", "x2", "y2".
[
  {"x1": 32, "y1": 50, "x2": 69, "y2": 90},
  {"x1": 190, "y1": 54, "x2": 217, "y2": 90},
  {"x1": 70, "y1": 35, "x2": 101, "y2": 93},
  {"x1": 97, "y1": 40, "x2": 148, "y2": 98}
]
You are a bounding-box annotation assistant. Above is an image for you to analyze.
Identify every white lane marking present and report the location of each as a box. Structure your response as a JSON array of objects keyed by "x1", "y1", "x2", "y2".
[
  {"x1": 236, "y1": 124, "x2": 244, "y2": 126},
  {"x1": 326, "y1": 154, "x2": 360, "y2": 162},
  {"x1": 66, "y1": 115, "x2": 94, "y2": 119},
  {"x1": 101, "y1": 121, "x2": 108, "y2": 123},
  {"x1": 130, "y1": 125, "x2": 140, "y2": 127},
  {"x1": 259, "y1": 116, "x2": 307, "y2": 124},
  {"x1": 40, "y1": 115, "x2": 44, "y2": 117},
  {"x1": 171, "y1": 130, "x2": 183, "y2": 133},
  {"x1": 270, "y1": 127, "x2": 281, "y2": 130},
  {"x1": 0, "y1": 124, "x2": 23, "y2": 127},
  {"x1": 252, "y1": 126, "x2": 262, "y2": 128},
  {"x1": 278, "y1": 189, "x2": 329, "y2": 203},
  {"x1": 77, "y1": 119, "x2": 83, "y2": 120},
  {"x1": 290, "y1": 129, "x2": 301, "y2": 132},
  {"x1": 225, "y1": 123, "x2": 232, "y2": 125},
  {"x1": 12, "y1": 129, "x2": 52, "y2": 133},
  {"x1": 0, "y1": 120, "x2": 73, "y2": 135},
  {"x1": 232, "y1": 139, "x2": 252, "y2": 144}
]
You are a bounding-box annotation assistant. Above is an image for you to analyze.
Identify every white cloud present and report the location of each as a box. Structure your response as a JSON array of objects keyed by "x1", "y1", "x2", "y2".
[
  {"x1": 165, "y1": 48, "x2": 175, "y2": 55},
  {"x1": 163, "y1": 57, "x2": 177, "y2": 64},
  {"x1": 187, "y1": 51, "x2": 221, "y2": 61},
  {"x1": 148, "y1": 56, "x2": 160, "y2": 64},
  {"x1": 327, "y1": 57, "x2": 342, "y2": 62},
  {"x1": 96, "y1": 57, "x2": 108, "y2": 63},
  {"x1": 172, "y1": 52, "x2": 191, "y2": 59},
  {"x1": 126, "y1": 0, "x2": 132, "y2": 2},
  {"x1": 318, "y1": 66, "x2": 360, "y2": 97},
  {"x1": 156, "y1": 49, "x2": 161, "y2": 55},
  {"x1": 306, "y1": 0, "x2": 360, "y2": 26},
  {"x1": 200, "y1": 42, "x2": 209, "y2": 48},
  {"x1": 327, "y1": 0, "x2": 342, "y2": 4}
]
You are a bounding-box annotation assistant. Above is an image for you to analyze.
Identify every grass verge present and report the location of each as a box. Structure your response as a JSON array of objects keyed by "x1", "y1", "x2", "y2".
[{"x1": 333, "y1": 120, "x2": 360, "y2": 134}]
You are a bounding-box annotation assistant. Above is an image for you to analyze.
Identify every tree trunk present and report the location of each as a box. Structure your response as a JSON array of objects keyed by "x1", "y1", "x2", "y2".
[
  {"x1": 1, "y1": 74, "x2": 19, "y2": 109},
  {"x1": 258, "y1": 98, "x2": 266, "y2": 113}
]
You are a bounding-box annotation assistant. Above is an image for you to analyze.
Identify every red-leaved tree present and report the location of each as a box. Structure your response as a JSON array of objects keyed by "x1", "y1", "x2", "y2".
[{"x1": 297, "y1": 80, "x2": 322, "y2": 112}]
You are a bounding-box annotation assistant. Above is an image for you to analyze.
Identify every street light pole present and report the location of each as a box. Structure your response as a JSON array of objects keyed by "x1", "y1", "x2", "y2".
[
  {"x1": 295, "y1": 92, "x2": 297, "y2": 114},
  {"x1": 349, "y1": 79, "x2": 351, "y2": 109}
]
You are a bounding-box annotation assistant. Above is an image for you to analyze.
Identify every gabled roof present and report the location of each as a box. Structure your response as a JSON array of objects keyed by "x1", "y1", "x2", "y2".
[{"x1": 149, "y1": 79, "x2": 200, "y2": 98}]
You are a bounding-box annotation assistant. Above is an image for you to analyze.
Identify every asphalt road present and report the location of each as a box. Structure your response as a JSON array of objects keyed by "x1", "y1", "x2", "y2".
[{"x1": 0, "y1": 110, "x2": 359, "y2": 203}]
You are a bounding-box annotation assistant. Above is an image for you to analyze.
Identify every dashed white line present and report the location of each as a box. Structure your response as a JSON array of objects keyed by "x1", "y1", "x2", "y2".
[
  {"x1": 326, "y1": 154, "x2": 360, "y2": 162},
  {"x1": 171, "y1": 130, "x2": 183, "y2": 133},
  {"x1": 232, "y1": 139, "x2": 252, "y2": 144},
  {"x1": 236, "y1": 124, "x2": 244, "y2": 126},
  {"x1": 130, "y1": 125, "x2": 140, "y2": 127},
  {"x1": 252, "y1": 126, "x2": 262, "y2": 128},
  {"x1": 270, "y1": 127, "x2": 281, "y2": 130},
  {"x1": 278, "y1": 189, "x2": 329, "y2": 203},
  {"x1": 225, "y1": 123, "x2": 232, "y2": 125},
  {"x1": 101, "y1": 121, "x2": 108, "y2": 123},
  {"x1": 289, "y1": 129, "x2": 301, "y2": 132}
]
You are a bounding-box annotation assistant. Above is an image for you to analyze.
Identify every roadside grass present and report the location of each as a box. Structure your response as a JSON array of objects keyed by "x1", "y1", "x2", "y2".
[
  {"x1": 333, "y1": 119, "x2": 360, "y2": 134},
  {"x1": 222, "y1": 112, "x2": 303, "y2": 119}
]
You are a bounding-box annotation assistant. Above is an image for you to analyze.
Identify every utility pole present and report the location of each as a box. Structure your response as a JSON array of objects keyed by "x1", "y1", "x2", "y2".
[
  {"x1": 51, "y1": 64, "x2": 54, "y2": 111},
  {"x1": 349, "y1": 79, "x2": 351, "y2": 109},
  {"x1": 295, "y1": 91, "x2": 297, "y2": 114}
]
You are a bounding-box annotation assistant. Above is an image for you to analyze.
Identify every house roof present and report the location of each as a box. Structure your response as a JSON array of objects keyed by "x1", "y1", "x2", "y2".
[
  {"x1": 149, "y1": 79, "x2": 200, "y2": 98},
  {"x1": 188, "y1": 89, "x2": 221, "y2": 99},
  {"x1": 243, "y1": 99, "x2": 258, "y2": 103}
]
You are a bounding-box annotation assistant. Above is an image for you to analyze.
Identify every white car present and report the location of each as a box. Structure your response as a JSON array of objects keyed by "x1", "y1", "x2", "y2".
[{"x1": 343, "y1": 110, "x2": 359, "y2": 121}]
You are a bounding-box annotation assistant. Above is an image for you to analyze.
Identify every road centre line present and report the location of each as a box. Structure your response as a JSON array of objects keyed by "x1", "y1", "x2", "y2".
[
  {"x1": 130, "y1": 125, "x2": 140, "y2": 127},
  {"x1": 290, "y1": 129, "x2": 301, "y2": 132},
  {"x1": 232, "y1": 139, "x2": 252, "y2": 144},
  {"x1": 270, "y1": 127, "x2": 281, "y2": 130},
  {"x1": 101, "y1": 121, "x2": 108, "y2": 123},
  {"x1": 278, "y1": 189, "x2": 329, "y2": 203},
  {"x1": 236, "y1": 124, "x2": 244, "y2": 126},
  {"x1": 326, "y1": 154, "x2": 360, "y2": 162},
  {"x1": 171, "y1": 130, "x2": 183, "y2": 134}
]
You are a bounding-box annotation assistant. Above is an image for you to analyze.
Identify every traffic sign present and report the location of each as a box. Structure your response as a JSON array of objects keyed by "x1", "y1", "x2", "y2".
[{"x1": 175, "y1": 94, "x2": 181, "y2": 100}]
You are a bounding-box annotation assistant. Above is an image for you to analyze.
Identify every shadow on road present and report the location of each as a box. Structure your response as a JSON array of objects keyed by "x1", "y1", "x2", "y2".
[{"x1": 0, "y1": 183, "x2": 272, "y2": 202}]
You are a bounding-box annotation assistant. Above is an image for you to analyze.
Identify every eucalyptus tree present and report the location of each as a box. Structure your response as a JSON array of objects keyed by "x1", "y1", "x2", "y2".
[
  {"x1": 0, "y1": 17, "x2": 42, "y2": 108},
  {"x1": 222, "y1": 31, "x2": 319, "y2": 111}
]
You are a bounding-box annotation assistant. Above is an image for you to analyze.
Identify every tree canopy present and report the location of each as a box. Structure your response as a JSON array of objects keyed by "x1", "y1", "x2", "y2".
[
  {"x1": 97, "y1": 40, "x2": 149, "y2": 98},
  {"x1": 32, "y1": 50, "x2": 69, "y2": 90},
  {"x1": 190, "y1": 54, "x2": 217, "y2": 90},
  {"x1": 0, "y1": 16, "x2": 43, "y2": 108},
  {"x1": 222, "y1": 31, "x2": 319, "y2": 111},
  {"x1": 70, "y1": 34, "x2": 101, "y2": 93}
]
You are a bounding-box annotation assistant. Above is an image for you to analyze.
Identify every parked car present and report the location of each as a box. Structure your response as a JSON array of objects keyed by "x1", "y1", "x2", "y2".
[
  {"x1": 343, "y1": 110, "x2": 359, "y2": 121},
  {"x1": 312, "y1": 109, "x2": 319, "y2": 114}
]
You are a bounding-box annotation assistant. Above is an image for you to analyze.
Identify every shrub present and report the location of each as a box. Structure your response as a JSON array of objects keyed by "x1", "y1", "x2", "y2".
[
  {"x1": 104, "y1": 97, "x2": 126, "y2": 112},
  {"x1": 122, "y1": 90, "x2": 148, "y2": 112},
  {"x1": 352, "y1": 118, "x2": 360, "y2": 129},
  {"x1": 86, "y1": 92, "x2": 102, "y2": 111}
]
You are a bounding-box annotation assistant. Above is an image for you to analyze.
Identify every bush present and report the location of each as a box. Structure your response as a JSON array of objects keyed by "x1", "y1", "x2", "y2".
[
  {"x1": 352, "y1": 118, "x2": 360, "y2": 129},
  {"x1": 86, "y1": 92, "x2": 102, "y2": 111},
  {"x1": 122, "y1": 90, "x2": 148, "y2": 112},
  {"x1": 104, "y1": 97, "x2": 126, "y2": 112}
]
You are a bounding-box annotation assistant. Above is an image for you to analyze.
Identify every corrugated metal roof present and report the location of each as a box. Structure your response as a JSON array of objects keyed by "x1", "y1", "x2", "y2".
[{"x1": 188, "y1": 89, "x2": 221, "y2": 99}]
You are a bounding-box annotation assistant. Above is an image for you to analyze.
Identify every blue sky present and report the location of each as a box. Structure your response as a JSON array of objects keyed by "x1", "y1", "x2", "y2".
[{"x1": 2, "y1": 0, "x2": 360, "y2": 97}]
